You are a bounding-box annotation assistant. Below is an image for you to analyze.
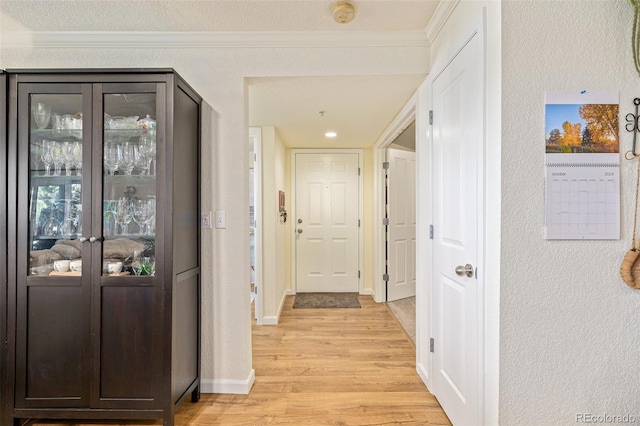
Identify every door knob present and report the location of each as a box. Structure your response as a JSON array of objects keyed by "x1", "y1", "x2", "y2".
[
  {"x1": 79, "y1": 236, "x2": 87, "y2": 243},
  {"x1": 455, "y1": 264, "x2": 474, "y2": 278},
  {"x1": 297, "y1": 228, "x2": 303, "y2": 234},
  {"x1": 297, "y1": 218, "x2": 303, "y2": 224},
  {"x1": 89, "y1": 236, "x2": 97, "y2": 243}
]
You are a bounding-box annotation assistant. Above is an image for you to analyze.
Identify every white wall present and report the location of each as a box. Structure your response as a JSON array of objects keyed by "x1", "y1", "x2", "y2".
[
  {"x1": 0, "y1": 39, "x2": 429, "y2": 391},
  {"x1": 502, "y1": 1, "x2": 640, "y2": 424},
  {"x1": 259, "y1": 126, "x2": 288, "y2": 323}
]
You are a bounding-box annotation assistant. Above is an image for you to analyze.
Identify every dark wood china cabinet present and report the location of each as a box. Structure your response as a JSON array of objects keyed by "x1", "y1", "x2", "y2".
[{"x1": 1, "y1": 69, "x2": 202, "y2": 426}]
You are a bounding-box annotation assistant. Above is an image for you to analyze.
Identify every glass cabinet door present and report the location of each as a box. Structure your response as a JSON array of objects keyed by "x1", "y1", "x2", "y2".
[
  {"x1": 28, "y1": 93, "x2": 85, "y2": 277},
  {"x1": 102, "y1": 92, "x2": 157, "y2": 277}
]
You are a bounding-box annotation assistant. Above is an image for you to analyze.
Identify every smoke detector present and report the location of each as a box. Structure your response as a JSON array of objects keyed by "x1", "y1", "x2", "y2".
[{"x1": 332, "y1": 1, "x2": 356, "y2": 24}]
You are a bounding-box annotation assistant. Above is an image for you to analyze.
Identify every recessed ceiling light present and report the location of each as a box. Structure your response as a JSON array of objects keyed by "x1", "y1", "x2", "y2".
[{"x1": 325, "y1": 131, "x2": 337, "y2": 138}]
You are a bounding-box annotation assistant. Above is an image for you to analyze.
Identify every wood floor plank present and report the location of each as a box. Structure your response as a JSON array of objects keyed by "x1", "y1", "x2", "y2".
[{"x1": 29, "y1": 295, "x2": 450, "y2": 425}]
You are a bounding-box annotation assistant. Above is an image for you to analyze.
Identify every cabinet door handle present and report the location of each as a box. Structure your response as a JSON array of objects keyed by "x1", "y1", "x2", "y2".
[
  {"x1": 89, "y1": 236, "x2": 97, "y2": 243},
  {"x1": 79, "y1": 236, "x2": 87, "y2": 243}
]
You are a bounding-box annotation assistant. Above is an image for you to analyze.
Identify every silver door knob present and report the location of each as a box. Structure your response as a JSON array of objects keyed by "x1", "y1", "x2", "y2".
[
  {"x1": 455, "y1": 264, "x2": 474, "y2": 278},
  {"x1": 297, "y1": 228, "x2": 303, "y2": 234},
  {"x1": 89, "y1": 236, "x2": 97, "y2": 243},
  {"x1": 79, "y1": 236, "x2": 87, "y2": 243}
]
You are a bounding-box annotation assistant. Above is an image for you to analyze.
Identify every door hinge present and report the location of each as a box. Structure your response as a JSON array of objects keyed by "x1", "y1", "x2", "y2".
[
  {"x1": 358, "y1": 270, "x2": 361, "y2": 278},
  {"x1": 430, "y1": 338, "x2": 435, "y2": 353},
  {"x1": 382, "y1": 274, "x2": 389, "y2": 282},
  {"x1": 429, "y1": 224, "x2": 434, "y2": 239},
  {"x1": 429, "y1": 110, "x2": 433, "y2": 125},
  {"x1": 358, "y1": 219, "x2": 361, "y2": 227},
  {"x1": 358, "y1": 167, "x2": 361, "y2": 176},
  {"x1": 382, "y1": 161, "x2": 390, "y2": 170},
  {"x1": 382, "y1": 217, "x2": 389, "y2": 226}
]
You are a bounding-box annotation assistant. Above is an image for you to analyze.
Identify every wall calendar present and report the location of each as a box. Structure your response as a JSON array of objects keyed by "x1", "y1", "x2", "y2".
[{"x1": 544, "y1": 91, "x2": 620, "y2": 240}]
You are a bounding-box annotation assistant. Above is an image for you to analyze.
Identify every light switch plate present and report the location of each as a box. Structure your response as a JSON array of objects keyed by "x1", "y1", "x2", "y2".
[{"x1": 201, "y1": 212, "x2": 212, "y2": 229}]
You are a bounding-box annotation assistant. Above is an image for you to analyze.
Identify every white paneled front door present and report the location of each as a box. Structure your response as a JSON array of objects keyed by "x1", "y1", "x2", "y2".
[
  {"x1": 386, "y1": 148, "x2": 416, "y2": 302},
  {"x1": 294, "y1": 152, "x2": 359, "y2": 293},
  {"x1": 431, "y1": 31, "x2": 482, "y2": 426}
]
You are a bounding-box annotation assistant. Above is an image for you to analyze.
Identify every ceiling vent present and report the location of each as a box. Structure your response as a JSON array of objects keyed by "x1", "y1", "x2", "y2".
[{"x1": 332, "y1": 1, "x2": 356, "y2": 24}]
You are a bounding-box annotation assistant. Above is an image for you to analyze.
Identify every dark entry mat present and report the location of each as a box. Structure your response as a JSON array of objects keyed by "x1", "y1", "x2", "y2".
[{"x1": 293, "y1": 292, "x2": 361, "y2": 309}]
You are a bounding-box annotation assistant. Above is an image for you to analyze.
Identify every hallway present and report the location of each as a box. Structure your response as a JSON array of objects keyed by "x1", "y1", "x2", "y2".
[
  {"x1": 31, "y1": 295, "x2": 449, "y2": 425},
  {"x1": 183, "y1": 295, "x2": 450, "y2": 425}
]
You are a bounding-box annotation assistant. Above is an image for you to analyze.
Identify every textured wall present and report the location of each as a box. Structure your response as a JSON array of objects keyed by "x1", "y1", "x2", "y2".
[{"x1": 502, "y1": 1, "x2": 640, "y2": 424}]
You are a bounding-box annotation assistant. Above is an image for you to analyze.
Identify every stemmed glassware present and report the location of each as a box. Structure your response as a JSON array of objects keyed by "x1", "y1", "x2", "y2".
[
  {"x1": 61, "y1": 142, "x2": 74, "y2": 176},
  {"x1": 139, "y1": 134, "x2": 156, "y2": 175},
  {"x1": 114, "y1": 197, "x2": 133, "y2": 235},
  {"x1": 118, "y1": 143, "x2": 136, "y2": 176},
  {"x1": 41, "y1": 140, "x2": 55, "y2": 176},
  {"x1": 58, "y1": 199, "x2": 78, "y2": 236},
  {"x1": 71, "y1": 141, "x2": 82, "y2": 176},
  {"x1": 32, "y1": 102, "x2": 51, "y2": 129},
  {"x1": 52, "y1": 142, "x2": 64, "y2": 176},
  {"x1": 104, "y1": 144, "x2": 120, "y2": 176},
  {"x1": 133, "y1": 145, "x2": 150, "y2": 175},
  {"x1": 132, "y1": 199, "x2": 155, "y2": 235}
]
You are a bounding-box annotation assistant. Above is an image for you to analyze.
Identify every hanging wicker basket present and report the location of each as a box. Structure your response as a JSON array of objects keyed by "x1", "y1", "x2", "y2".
[{"x1": 620, "y1": 248, "x2": 640, "y2": 288}]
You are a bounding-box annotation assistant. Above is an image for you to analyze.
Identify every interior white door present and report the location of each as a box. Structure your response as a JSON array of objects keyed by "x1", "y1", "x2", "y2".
[
  {"x1": 431, "y1": 32, "x2": 482, "y2": 426},
  {"x1": 295, "y1": 152, "x2": 359, "y2": 293},
  {"x1": 386, "y1": 148, "x2": 416, "y2": 302}
]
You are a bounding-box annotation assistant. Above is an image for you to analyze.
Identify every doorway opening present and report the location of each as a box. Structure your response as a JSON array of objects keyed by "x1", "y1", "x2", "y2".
[
  {"x1": 249, "y1": 127, "x2": 263, "y2": 323},
  {"x1": 384, "y1": 121, "x2": 417, "y2": 343}
]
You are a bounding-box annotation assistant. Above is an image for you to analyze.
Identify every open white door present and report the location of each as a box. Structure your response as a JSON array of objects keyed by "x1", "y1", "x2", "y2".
[
  {"x1": 386, "y1": 148, "x2": 416, "y2": 302},
  {"x1": 431, "y1": 31, "x2": 483, "y2": 425},
  {"x1": 294, "y1": 152, "x2": 360, "y2": 293}
]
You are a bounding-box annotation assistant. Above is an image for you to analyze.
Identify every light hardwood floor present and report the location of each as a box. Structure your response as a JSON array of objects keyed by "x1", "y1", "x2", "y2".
[{"x1": 30, "y1": 295, "x2": 450, "y2": 425}]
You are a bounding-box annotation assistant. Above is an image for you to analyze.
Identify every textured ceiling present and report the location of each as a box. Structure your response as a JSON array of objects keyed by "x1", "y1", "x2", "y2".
[
  {"x1": 1, "y1": 0, "x2": 437, "y2": 148},
  {"x1": 0, "y1": 1, "x2": 437, "y2": 32}
]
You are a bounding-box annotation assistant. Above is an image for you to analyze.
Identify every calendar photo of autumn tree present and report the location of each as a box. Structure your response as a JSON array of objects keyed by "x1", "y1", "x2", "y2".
[{"x1": 545, "y1": 103, "x2": 619, "y2": 153}]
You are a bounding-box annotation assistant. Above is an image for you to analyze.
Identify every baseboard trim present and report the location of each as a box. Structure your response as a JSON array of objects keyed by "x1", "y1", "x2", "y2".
[
  {"x1": 262, "y1": 316, "x2": 278, "y2": 325},
  {"x1": 416, "y1": 362, "x2": 431, "y2": 392},
  {"x1": 200, "y1": 369, "x2": 255, "y2": 394},
  {"x1": 361, "y1": 288, "x2": 375, "y2": 297}
]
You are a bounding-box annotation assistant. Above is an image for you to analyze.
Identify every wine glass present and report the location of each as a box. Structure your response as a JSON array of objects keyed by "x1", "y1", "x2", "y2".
[
  {"x1": 41, "y1": 140, "x2": 55, "y2": 176},
  {"x1": 118, "y1": 143, "x2": 135, "y2": 176},
  {"x1": 104, "y1": 143, "x2": 120, "y2": 176},
  {"x1": 32, "y1": 102, "x2": 51, "y2": 129},
  {"x1": 133, "y1": 199, "x2": 152, "y2": 234},
  {"x1": 61, "y1": 142, "x2": 74, "y2": 176},
  {"x1": 58, "y1": 199, "x2": 77, "y2": 236},
  {"x1": 139, "y1": 134, "x2": 156, "y2": 175},
  {"x1": 114, "y1": 197, "x2": 133, "y2": 235},
  {"x1": 52, "y1": 142, "x2": 64, "y2": 176},
  {"x1": 133, "y1": 145, "x2": 150, "y2": 175},
  {"x1": 71, "y1": 141, "x2": 82, "y2": 176}
]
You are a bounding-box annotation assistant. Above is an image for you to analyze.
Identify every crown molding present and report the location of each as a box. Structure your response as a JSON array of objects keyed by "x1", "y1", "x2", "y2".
[
  {"x1": 2, "y1": 30, "x2": 429, "y2": 49},
  {"x1": 425, "y1": 0, "x2": 460, "y2": 44}
]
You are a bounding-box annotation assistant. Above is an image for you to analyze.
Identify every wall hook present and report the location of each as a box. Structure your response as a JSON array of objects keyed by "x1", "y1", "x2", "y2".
[{"x1": 625, "y1": 98, "x2": 640, "y2": 159}]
